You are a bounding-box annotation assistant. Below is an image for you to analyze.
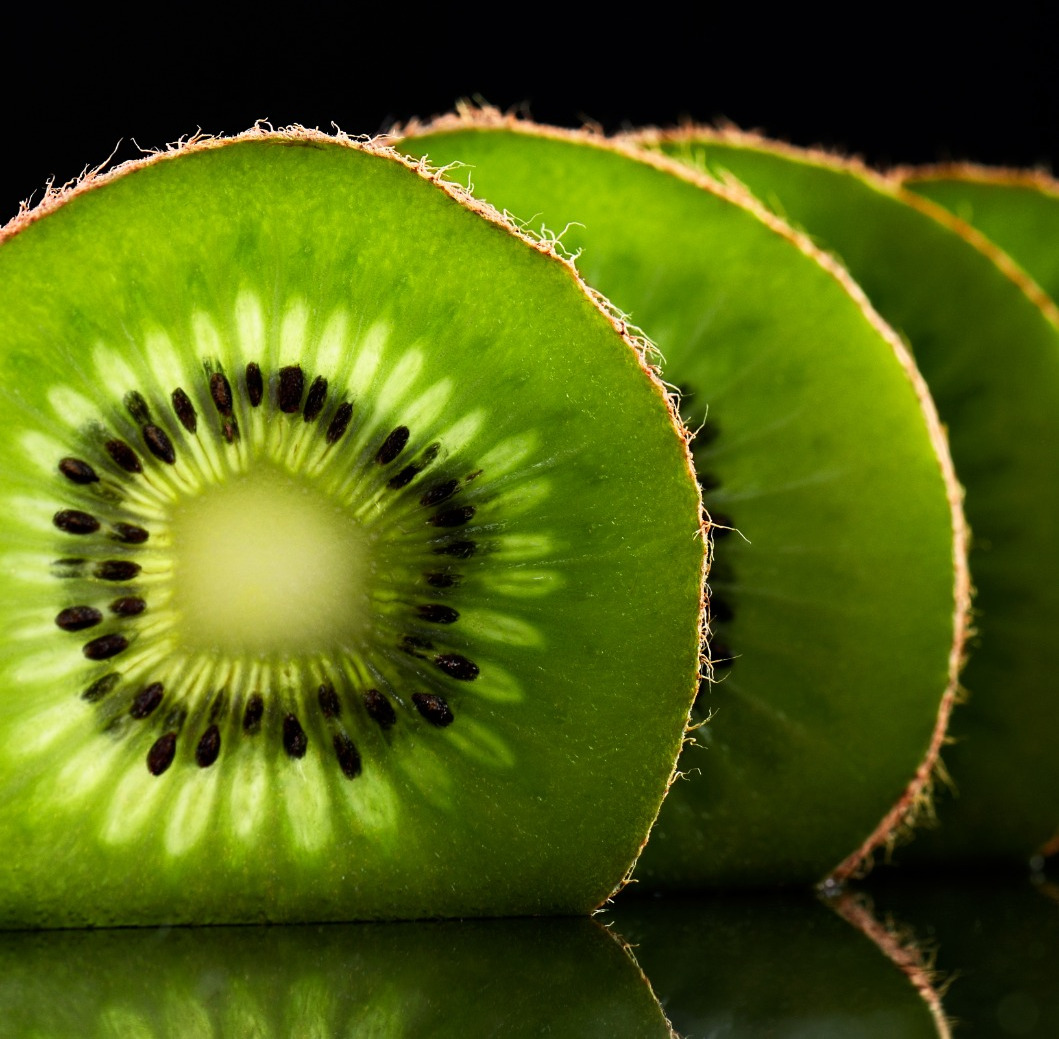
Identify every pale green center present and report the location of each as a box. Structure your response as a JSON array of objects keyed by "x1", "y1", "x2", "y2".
[{"x1": 169, "y1": 466, "x2": 370, "y2": 654}]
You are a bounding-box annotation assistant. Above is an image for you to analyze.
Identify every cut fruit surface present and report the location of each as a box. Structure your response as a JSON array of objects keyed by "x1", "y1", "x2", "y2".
[
  {"x1": 0, "y1": 129, "x2": 705, "y2": 926},
  {"x1": 902, "y1": 166, "x2": 1059, "y2": 308},
  {"x1": 646, "y1": 128, "x2": 1059, "y2": 863},
  {"x1": 398, "y1": 113, "x2": 967, "y2": 887}
]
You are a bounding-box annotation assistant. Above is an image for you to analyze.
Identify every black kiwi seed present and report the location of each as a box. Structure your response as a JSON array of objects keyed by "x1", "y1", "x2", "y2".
[
  {"x1": 278, "y1": 366, "x2": 304, "y2": 413},
  {"x1": 325, "y1": 402, "x2": 353, "y2": 444},
  {"x1": 283, "y1": 714, "x2": 308, "y2": 758},
  {"x1": 333, "y1": 733, "x2": 362, "y2": 778},
  {"x1": 245, "y1": 363, "x2": 264, "y2": 407},
  {"x1": 110, "y1": 596, "x2": 146, "y2": 617},
  {"x1": 195, "y1": 725, "x2": 221, "y2": 768},
  {"x1": 424, "y1": 571, "x2": 460, "y2": 589},
  {"x1": 401, "y1": 635, "x2": 434, "y2": 657},
  {"x1": 209, "y1": 372, "x2": 233, "y2": 416},
  {"x1": 433, "y1": 540, "x2": 477, "y2": 559},
  {"x1": 434, "y1": 653, "x2": 479, "y2": 681},
  {"x1": 142, "y1": 424, "x2": 176, "y2": 464},
  {"x1": 105, "y1": 439, "x2": 142, "y2": 474},
  {"x1": 376, "y1": 426, "x2": 410, "y2": 465},
  {"x1": 82, "y1": 673, "x2": 120, "y2": 702},
  {"x1": 95, "y1": 560, "x2": 141, "y2": 582},
  {"x1": 317, "y1": 682, "x2": 341, "y2": 719},
  {"x1": 147, "y1": 732, "x2": 177, "y2": 775},
  {"x1": 363, "y1": 689, "x2": 396, "y2": 729},
  {"x1": 53, "y1": 509, "x2": 100, "y2": 535},
  {"x1": 171, "y1": 388, "x2": 198, "y2": 433},
  {"x1": 429, "y1": 505, "x2": 476, "y2": 528},
  {"x1": 243, "y1": 693, "x2": 264, "y2": 733},
  {"x1": 303, "y1": 376, "x2": 327, "y2": 422},
  {"x1": 124, "y1": 391, "x2": 151, "y2": 424},
  {"x1": 387, "y1": 464, "x2": 421, "y2": 490},
  {"x1": 413, "y1": 693, "x2": 454, "y2": 727},
  {"x1": 55, "y1": 605, "x2": 103, "y2": 631},
  {"x1": 417, "y1": 604, "x2": 459, "y2": 624},
  {"x1": 83, "y1": 633, "x2": 129, "y2": 661},
  {"x1": 59, "y1": 457, "x2": 99, "y2": 484},
  {"x1": 111, "y1": 522, "x2": 149, "y2": 544},
  {"x1": 420, "y1": 479, "x2": 459, "y2": 507},
  {"x1": 130, "y1": 682, "x2": 165, "y2": 719}
]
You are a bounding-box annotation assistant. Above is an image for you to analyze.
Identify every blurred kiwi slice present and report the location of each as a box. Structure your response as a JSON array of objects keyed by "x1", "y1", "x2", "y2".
[
  {"x1": 902, "y1": 164, "x2": 1059, "y2": 305},
  {"x1": 0, "y1": 128, "x2": 705, "y2": 926},
  {"x1": 397, "y1": 111, "x2": 967, "y2": 887},
  {"x1": 0, "y1": 916, "x2": 674, "y2": 1038},
  {"x1": 643, "y1": 127, "x2": 1059, "y2": 864}
]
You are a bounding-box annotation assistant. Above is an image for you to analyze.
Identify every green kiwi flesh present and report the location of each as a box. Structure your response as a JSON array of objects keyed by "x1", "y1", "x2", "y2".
[
  {"x1": 397, "y1": 114, "x2": 967, "y2": 887},
  {"x1": 0, "y1": 130, "x2": 705, "y2": 926},
  {"x1": 648, "y1": 129, "x2": 1059, "y2": 864},
  {"x1": 0, "y1": 916, "x2": 674, "y2": 1038},
  {"x1": 902, "y1": 166, "x2": 1059, "y2": 308}
]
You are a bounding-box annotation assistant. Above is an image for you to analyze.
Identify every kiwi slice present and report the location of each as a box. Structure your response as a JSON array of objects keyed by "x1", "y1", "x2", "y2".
[
  {"x1": 0, "y1": 128, "x2": 705, "y2": 926},
  {"x1": 902, "y1": 165, "x2": 1059, "y2": 306},
  {"x1": 642, "y1": 127, "x2": 1059, "y2": 864},
  {"x1": 606, "y1": 892, "x2": 948, "y2": 1038},
  {"x1": 397, "y1": 112, "x2": 967, "y2": 887},
  {"x1": 0, "y1": 916, "x2": 674, "y2": 1037}
]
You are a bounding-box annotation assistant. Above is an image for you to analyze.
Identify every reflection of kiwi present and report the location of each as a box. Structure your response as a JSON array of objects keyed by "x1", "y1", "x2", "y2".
[
  {"x1": 0, "y1": 128, "x2": 705, "y2": 926},
  {"x1": 643, "y1": 128, "x2": 1059, "y2": 864},
  {"x1": 0, "y1": 916, "x2": 674, "y2": 1037},
  {"x1": 607, "y1": 892, "x2": 947, "y2": 1038},
  {"x1": 397, "y1": 111, "x2": 968, "y2": 886}
]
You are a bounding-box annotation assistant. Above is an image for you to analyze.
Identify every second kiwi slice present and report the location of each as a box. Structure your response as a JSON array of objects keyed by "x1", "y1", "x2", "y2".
[
  {"x1": 0, "y1": 129, "x2": 705, "y2": 926},
  {"x1": 398, "y1": 112, "x2": 968, "y2": 887}
]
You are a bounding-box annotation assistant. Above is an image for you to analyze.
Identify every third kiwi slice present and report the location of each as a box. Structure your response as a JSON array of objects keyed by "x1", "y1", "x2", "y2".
[
  {"x1": 643, "y1": 127, "x2": 1059, "y2": 866},
  {"x1": 397, "y1": 110, "x2": 969, "y2": 888},
  {"x1": 0, "y1": 128, "x2": 705, "y2": 926}
]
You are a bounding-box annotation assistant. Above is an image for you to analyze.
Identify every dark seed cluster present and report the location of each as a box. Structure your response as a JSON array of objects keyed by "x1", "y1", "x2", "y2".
[{"x1": 52, "y1": 357, "x2": 490, "y2": 781}]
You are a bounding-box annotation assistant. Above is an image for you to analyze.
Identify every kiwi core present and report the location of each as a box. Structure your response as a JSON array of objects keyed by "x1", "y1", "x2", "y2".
[{"x1": 169, "y1": 465, "x2": 370, "y2": 654}]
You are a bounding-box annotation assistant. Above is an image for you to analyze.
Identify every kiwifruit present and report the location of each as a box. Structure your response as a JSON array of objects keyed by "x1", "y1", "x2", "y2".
[
  {"x1": 396, "y1": 110, "x2": 969, "y2": 887},
  {"x1": 900, "y1": 164, "x2": 1059, "y2": 306},
  {"x1": 0, "y1": 916, "x2": 674, "y2": 1037},
  {"x1": 639, "y1": 127, "x2": 1059, "y2": 865},
  {"x1": 0, "y1": 127, "x2": 705, "y2": 926}
]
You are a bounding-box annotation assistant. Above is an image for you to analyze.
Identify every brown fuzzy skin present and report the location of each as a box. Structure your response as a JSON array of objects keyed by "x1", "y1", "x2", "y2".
[
  {"x1": 396, "y1": 106, "x2": 972, "y2": 890},
  {"x1": 2, "y1": 123, "x2": 709, "y2": 913},
  {"x1": 830, "y1": 890, "x2": 954, "y2": 1039}
]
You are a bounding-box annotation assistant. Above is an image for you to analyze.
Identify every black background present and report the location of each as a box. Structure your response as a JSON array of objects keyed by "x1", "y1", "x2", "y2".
[{"x1": 2, "y1": 8, "x2": 1055, "y2": 221}]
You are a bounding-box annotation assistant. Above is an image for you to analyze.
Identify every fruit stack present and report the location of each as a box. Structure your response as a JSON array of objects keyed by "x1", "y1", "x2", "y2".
[{"x1": 0, "y1": 115, "x2": 1054, "y2": 945}]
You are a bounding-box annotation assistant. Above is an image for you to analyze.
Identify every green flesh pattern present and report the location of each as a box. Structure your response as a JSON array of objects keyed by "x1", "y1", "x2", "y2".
[
  {"x1": 398, "y1": 125, "x2": 961, "y2": 886},
  {"x1": 0, "y1": 916, "x2": 673, "y2": 1038},
  {"x1": 607, "y1": 894, "x2": 943, "y2": 1038},
  {"x1": 0, "y1": 134, "x2": 704, "y2": 926},
  {"x1": 906, "y1": 171, "x2": 1059, "y2": 306},
  {"x1": 658, "y1": 135, "x2": 1059, "y2": 863}
]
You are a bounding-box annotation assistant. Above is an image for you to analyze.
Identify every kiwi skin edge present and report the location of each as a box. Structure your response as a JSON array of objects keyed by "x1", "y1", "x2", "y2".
[{"x1": 0, "y1": 126, "x2": 707, "y2": 927}]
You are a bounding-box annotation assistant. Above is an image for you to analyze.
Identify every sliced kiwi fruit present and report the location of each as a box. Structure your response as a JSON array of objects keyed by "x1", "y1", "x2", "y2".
[
  {"x1": 397, "y1": 111, "x2": 968, "y2": 887},
  {"x1": 901, "y1": 165, "x2": 1059, "y2": 306},
  {"x1": 640, "y1": 127, "x2": 1059, "y2": 865},
  {"x1": 0, "y1": 916, "x2": 674, "y2": 1037},
  {"x1": 606, "y1": 892, "x2": 948, "y2": 1038},
  {"x1": 0, "y1": 128, "x2": 705, "y2": 926}
]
